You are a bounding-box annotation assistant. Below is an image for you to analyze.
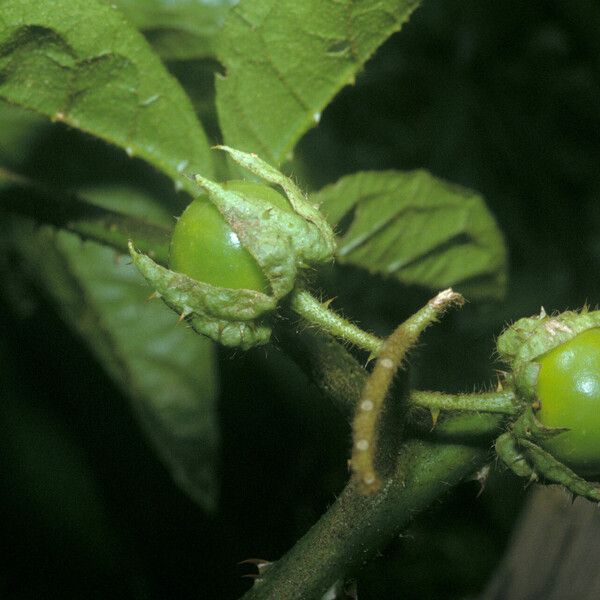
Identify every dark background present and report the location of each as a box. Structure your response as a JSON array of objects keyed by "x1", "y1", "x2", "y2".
[{"x1": 1, "y1": 1, "x2": 599, "y2": 598}]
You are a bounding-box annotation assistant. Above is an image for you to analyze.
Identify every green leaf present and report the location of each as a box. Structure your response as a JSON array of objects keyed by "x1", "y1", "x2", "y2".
[
  {"x1": 216, "y1": 0, "x2": 421, "y2": 165},
  {"x1": 0, "y1": 103, "x2": 48, "y2": 166},
  {"x1": 114, "y1": 0, "x2": 236, "y2": 61},
  {"x1": 0, "y1": 169, "x2": 173, "y2": 263},
  {"x1": 0, "y1": 0, "x2": 213, "y2": 193},
  {"x1": 313, "y1": 170, "x2": 507, "y2": 300},
  {"x1": 0, "y1": 104, "x2": 220, "y2": 509},
  {"x1": 3, "y1": 220, "x2": 220, "y2": 512}
]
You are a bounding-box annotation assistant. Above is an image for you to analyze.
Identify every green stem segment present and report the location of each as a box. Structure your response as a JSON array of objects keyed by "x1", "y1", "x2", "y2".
[
  {"x1": 289, "y1": 288, "x2": 383, "y2": 356},
  {"x1": 260, "y1": 325, "x2": 511, "y2": 600},
  {"x1": 241, "y1": 438, "x2": 490, "y2": 600},
  {"x1": 351, "y1": 289, "x2": 465, "y2": 494},
  {"x1": 410, "y1": 389, "x2": 520, "y2": 415}
]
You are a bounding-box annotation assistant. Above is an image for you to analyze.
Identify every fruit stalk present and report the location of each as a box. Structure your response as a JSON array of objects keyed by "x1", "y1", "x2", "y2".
[{"x1": 288, "y1": 288, "x2": 383, "y2": 355}]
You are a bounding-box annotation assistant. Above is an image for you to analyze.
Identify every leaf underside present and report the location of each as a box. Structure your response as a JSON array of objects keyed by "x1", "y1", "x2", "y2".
[
  {"x1": 313, "y1": 170, "x2": 508, "y2": 300},
  {"x1": 113, "y1": 0, "x2": 236, "y2": 61}
]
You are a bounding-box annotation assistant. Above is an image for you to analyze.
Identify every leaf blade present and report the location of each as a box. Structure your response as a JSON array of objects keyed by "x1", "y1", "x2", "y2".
[
  {"x1": 216, "y1": 0, "x2": 420, "y2": 165},
  {"x1": 0, "y1": 0, "x2": 213, "y2": 192},
  {"x1": 313, "y1": 170, "x2": 508, "y2": 300},
  {"x1": 113, "y1": 0, "x2": 236, "y2": 60},
  {"x1": 2, "y1": 218, "x2": 220, "y2": 512},
  {"x1": 0, "y1": 167, "x2": 172, "y2": 264}
]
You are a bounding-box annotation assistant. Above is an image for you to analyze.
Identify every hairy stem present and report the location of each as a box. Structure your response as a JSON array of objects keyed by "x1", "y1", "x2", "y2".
[
  {"x1": 289, "y1": 288, "x2": 383, "y2": 355},
  {"x1": 241, "y1": 437, "x2": 490, "y2": 600},
  {"x1": 351, "y1": 289, "x2": 465, "y2": 493},
  {"x1": 410, "y1": 389, "x2": 520, "y2": 415},
  {"x1": 258, "y1": 325, "x2": 505, "y2": 600},
  {"x1": 273, "y1": 324, "x2": 366, "y2": 419}
]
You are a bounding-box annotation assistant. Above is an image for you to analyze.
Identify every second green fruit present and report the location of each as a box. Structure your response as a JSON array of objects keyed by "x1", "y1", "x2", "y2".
[{"x1": 536, "y1": 328, "x2": 600, "y2": 475}]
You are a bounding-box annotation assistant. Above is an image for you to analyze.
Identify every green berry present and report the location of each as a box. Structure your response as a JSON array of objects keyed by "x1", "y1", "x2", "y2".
[
  {"x1": 536, "y1": 328, "x2": 600, "y2": 475},
  {"x1": 169, "y1": 180, "x2": 292, "y2": 293}
]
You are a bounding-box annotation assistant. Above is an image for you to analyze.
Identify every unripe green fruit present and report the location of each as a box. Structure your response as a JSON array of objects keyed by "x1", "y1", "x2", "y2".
[
  {"x1": 536, "y1": 328, "x2": 600, "y2": 475},
  {"x1": 131, "y1": 146, "x2": 337, "y2": 350},
  {"x1": 169, "y1": 180, "x2": 293, "y2": 293}
]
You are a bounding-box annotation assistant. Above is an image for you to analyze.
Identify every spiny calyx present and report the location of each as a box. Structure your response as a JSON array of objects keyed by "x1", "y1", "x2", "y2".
[{"x1": 130, "y1": 147, "x2": 336, "y2": 350}]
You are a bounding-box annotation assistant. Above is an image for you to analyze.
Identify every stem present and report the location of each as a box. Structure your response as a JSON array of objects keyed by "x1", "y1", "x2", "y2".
[
  {"x1": 241, "y1": 437, "x2": 490, "y2": 600},
  {"x1": 410, "y1": 389, "x2": 520, "y2": 415},
  {"x1": 351, "y1": 289, "x2": 465, "y2": 493},
  {"x1": 273, "y1": 324, "x2": 366, "y2": 419},
  {"x1": 260, "y1": 326, "x2": 509, "y2": 599},
  {"x1": 289, "y1": 288, "x2": 383, "y2": 356},
  {"x1": 257, "y1": 324, "x2": 508, "y2": 599},
  {"x1": 275, "y1": 323, "x2": 516, "y2": 424}
]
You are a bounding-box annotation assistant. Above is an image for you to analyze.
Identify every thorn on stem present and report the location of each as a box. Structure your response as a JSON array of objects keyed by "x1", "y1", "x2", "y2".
[
  {"x1": 176, "y1": 307, "x2": 193, "y2": 324},
  {"x1": 239, "y1": 558, "x2": 272, "y2": 579},
  {"x1": 322, "y1": 296, "x2": 336, "y2": 309}
]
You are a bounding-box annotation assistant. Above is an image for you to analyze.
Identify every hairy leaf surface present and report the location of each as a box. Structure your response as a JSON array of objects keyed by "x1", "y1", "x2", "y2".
[{"x1": 313, "y1": 170, "x2": 507, "y2": 300}]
